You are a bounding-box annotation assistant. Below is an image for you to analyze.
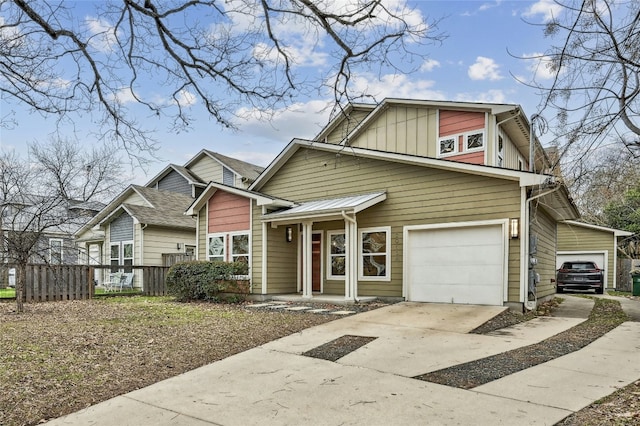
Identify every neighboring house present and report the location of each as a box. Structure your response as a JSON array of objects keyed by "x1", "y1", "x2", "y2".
[
  {"x1": 187, "y1": 99, "x2": 580, "y2": 311},
  {"x1": 74, "y1": 150, "x2": 264, "y2": 288},
  {"x1": 0, "y1": 196, "x2": 103, "y2": 287},
  {"x1": 557, "y1": 220, "x2": 633, "y2": 290}
]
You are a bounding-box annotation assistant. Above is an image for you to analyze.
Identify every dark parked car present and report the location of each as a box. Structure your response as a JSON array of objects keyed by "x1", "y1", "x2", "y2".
[{"x1": 556, "y1": 261, "x2": 604, "y2": 294}]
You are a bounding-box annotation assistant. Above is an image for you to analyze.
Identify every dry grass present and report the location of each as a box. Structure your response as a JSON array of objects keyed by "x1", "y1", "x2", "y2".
[{"x1": 0, "y1": 296, "x2": 338, "y2": 426}]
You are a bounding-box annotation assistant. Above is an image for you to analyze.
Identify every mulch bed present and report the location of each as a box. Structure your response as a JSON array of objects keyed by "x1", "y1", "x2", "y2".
[
  {"x1": 302, "y1": 335, "x2": 378, "y2": 361},
  {"x1": 414, "y1": 298, "x2": 628, "y2": 389}
]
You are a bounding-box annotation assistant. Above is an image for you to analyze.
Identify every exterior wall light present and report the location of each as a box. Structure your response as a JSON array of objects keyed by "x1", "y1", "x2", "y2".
[
  {"x1": 286, "y1": 226, "x2": 293, "y2": 243},
  {"x1": 510, "y1": 218, "x2": 520, "y2": 239}
]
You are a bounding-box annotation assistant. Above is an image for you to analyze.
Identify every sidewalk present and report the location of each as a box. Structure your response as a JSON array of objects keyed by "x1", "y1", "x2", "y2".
[{"x1": 45, "y1": 297, "x2": 640, "y2": 426}]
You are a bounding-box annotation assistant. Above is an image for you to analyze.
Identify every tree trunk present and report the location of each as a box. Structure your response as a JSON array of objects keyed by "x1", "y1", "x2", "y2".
[{"x1": 15, "y1": 263, "x2": 25, "y2": 313}]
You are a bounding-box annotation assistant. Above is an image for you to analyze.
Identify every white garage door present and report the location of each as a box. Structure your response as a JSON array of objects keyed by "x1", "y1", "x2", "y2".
[{"x1": 407, "y1": 224, "x2": 505, "y2": 305}]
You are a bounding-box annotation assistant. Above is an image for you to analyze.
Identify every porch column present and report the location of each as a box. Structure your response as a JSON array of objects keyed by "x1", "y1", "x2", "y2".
[
  {"x1": 342, "y1": 212, "x2": 358, "y2": 301},
  {"x1": 302, "y1": 221, "x2": 313, "y2": 299}
]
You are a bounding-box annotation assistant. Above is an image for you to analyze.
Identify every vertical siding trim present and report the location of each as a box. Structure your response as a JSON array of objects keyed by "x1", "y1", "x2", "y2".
[
  {"x1": 484, "y1": 112, "x2": 489, "y2": 165},
  {"x1": 612, "y1": 238, "x2": 618, "y2": 288},
  {"x1": 520, "y1": 187, "x2": 528, "y2": 305},
  {"x1": 261, "y1": 206, "x2": 267, "y2": 294}
]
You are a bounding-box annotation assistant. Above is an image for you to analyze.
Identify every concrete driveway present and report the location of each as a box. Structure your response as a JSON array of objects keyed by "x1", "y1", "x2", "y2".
[{"x1": 45, "y1": 298, "x2": 640, "y2": 426}]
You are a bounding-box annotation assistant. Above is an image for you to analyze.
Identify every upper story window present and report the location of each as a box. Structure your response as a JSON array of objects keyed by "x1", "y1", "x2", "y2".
[
  {"x1": 49, "y1": 239, "x2": 63, "y2": 264},
  {"x1": 223, "y1": 167, "x2": 234, "y2": 186},
  {"x1": 438, "y1": 130, "x2": 485, "y2": 158}
]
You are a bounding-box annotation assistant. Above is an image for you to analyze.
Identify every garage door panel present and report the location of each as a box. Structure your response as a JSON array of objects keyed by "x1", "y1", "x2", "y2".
[{"x1": 407, "y1": 224, "x2": 505, "y2": 306}]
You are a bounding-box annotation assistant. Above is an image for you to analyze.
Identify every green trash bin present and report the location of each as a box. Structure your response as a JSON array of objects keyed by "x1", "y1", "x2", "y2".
[{"x1": 633, "y1": 274, "x2": 640, "y2": 297}]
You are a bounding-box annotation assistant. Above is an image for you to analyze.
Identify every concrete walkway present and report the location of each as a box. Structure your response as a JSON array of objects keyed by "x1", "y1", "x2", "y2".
[{"x1": 45, "y1": 296, "x2": 640, "y2": 426}]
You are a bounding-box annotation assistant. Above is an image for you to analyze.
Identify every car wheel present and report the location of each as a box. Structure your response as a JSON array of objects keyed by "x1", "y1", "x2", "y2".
[
  {"x1": 556, "y1": 286, "x2": 563, "y2": 294},
  {"x1": 596, "y1": 286, "x2": 604, "y2": 295}
]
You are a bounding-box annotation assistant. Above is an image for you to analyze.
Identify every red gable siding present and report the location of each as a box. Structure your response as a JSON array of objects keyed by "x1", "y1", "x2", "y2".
[
  {"x1": 208, "y1": 190, "x2": 250, "y2": 233},
  {"x1": 439, "y1": 110, "x2": 485, "y2": 136},
  {"x1": 444, "y1": 151, "x2": 485, "y2": 165}
]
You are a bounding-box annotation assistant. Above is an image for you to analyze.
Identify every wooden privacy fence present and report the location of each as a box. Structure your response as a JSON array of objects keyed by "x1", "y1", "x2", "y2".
[
  {"x1": 9, "y1": 264, "x2": 172, "y2": 302},
  {"x1": 23, "y1": 264, "x2": 94, "y2": 302}
]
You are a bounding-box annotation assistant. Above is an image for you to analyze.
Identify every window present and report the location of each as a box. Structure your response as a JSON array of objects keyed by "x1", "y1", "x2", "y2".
[
  {"x1": 223, "y1": 167, "x2": 234, "y2": 186},
  {"x1": 327, "y1": 231, "x2": 346, "y2": 279},
  {"x1": 49, "y1": 239, "x2": 63, "y2": 264},
  {"x1": 231, "y1": 233, "x2": 249, "y2": 264},
  {"x1": 497, "y1": 135, "x2": 504, "y2": 167},
  {"x1": 466, "y1": 131, "x2": 484, "y2": 150},
  {"x1": 110, "y1": 241, "x2": 133, "y2": 272},
  {"x1": 207, "y1": 235, "x2": 225, "y2": 262},
  {"x1": 359, "y1": 227, "x2": 390, "y2": 280},
  {"x1": 439, "y1": 137, "x2": 457, "y2": 155}
]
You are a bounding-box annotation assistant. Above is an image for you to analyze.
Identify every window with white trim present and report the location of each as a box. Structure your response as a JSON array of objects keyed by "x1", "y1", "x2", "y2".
[
  {"x1": 359, "y1": 227, "x2": 391, "y2": 280},
  {"x1": 438, "y1": 137, "x2": 457, "y2": 155},
  {"x1": 122, "y1": 241, "x2": 133, "y2": 273},
  {"x1": 327, "y1": 231, "x2": 346, "y2": 279},
  {"x1": 110, "y1": 241, "x2": 133, "y2": 272},
  {"x1": 49, "y1": 238, "x2": 63, "y2": 264},
  {"x1": 466, "y1": 131, "x2": 484, "y2": 150},
  {"x1": 230, "y1": 233, "x2": 250, "y2": 264},
  {"x1": 207, "y1": 234, "x2": 226, "y2": 262}
]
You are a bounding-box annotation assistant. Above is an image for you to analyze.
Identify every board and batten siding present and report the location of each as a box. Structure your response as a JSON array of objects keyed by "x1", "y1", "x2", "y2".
[
  {"x1": 346, "y1": 106, "x2": 436, "y2": 157},
  {"x1": 530, "y1": 205, "x2": 557, "y2": 299},
  {"x1": 557, "y1": 223, "x2": 614, "y2": 289},
  {"x1": 324, "y1": 109, "x2": 372, "y2": 144},
  {"x1": 157, "y1": 170, "x2": 191, "y2": 195},
  {"x1": 140, "y1": 227, "x2": 196, "y2": 266},
  {"x1": 259, "y1": 147, "x2": 522, "y2": 300}
]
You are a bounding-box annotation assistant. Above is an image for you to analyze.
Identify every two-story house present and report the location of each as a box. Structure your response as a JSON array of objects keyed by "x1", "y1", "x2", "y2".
[
  {"x1": 187, "y1": 99, "x2": 580, "y2": 311},
  {"x1": 74, "y1": 149, "x2": 264, "y2": 288}
]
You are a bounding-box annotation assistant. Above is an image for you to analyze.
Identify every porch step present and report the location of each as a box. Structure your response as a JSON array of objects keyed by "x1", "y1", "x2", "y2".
[{"x1": 270, "y1": 294, "x2": 377, "y2": 305}]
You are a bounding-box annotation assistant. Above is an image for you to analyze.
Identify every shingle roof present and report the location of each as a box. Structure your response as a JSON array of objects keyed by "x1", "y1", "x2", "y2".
[
  {"x1": 203, "y1": 150, "x2": 265, "y2": 181},
  {"x1": 119, "y1": 187, "x2": 195, "y2": 229}
]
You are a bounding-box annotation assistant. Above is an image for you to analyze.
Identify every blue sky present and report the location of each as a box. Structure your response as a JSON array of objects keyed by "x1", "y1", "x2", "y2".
[{"x1": 0, "y1": 0, "x2": 562, "y2": 184}]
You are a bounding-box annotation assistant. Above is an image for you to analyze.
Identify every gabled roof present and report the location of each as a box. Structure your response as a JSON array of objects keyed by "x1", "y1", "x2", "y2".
[
  {"x1": 144, "y1": 163, "x2": 206, "y2": 188},
  {"x1": 184, "y1": 149, "x2": 265, "y2": 182},
  {"x1": 185, "y1": 181, "x2": 293, "y2": 216},
  {"x1": 560, "y1": 220, "x2": 634, "y2": 237},
  {"x1": 251, "y1": 139, "x2": 553, "y2": 192},
  {"x1": 314, "y1": 98, "x2": 549, "y2": 171},
  {"x1": 262, "y1": 192, "x2": 387, "y2": 224},
  {"x1": 313, "y1": 102, "x2": 376, "y2": 143},
  {"x1": 97, "y1": 189, "x2": 195, "y2": 230}
]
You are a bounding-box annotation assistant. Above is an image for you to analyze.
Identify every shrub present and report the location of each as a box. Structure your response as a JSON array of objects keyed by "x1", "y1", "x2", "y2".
[{"x1": 166, "y1": 261, "x2": 249, "y2": 302}]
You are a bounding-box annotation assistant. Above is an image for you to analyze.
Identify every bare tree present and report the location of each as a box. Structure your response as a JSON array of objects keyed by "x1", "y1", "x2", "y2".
[
  {"x1": 0, "y1": 1, "x2": 444, "y2": 156},
  {"x1": 525, "y1": 0, "x2": 640, "y2": 158},
  {"x1": 0, "y1": 140, "x2": 125, "y2": 313}
]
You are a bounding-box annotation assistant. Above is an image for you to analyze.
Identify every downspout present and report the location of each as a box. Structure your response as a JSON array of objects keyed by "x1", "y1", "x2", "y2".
[
  {"x1": 140, "y1": 223, "x2": 148, "y2": 291},
  {"x1": 524, "y1": 184, "x2": 561, "y2": 310},
  {"x1": 341, "y1": 211, "x2": 359, "y2": 302}
]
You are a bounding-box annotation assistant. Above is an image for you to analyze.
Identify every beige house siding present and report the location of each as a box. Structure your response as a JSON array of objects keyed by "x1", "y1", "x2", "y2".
[
  {"x1": 259, "y1": 147, "x2": 522, "y2": 300},
  {"x1": 188, "y1": 155, "x2": 224, "y2": 184},
  {"x1": 346, "y1": 106, "x2": 436, "y2": 157},
  {"x1": 499, "y1": 127, "x2": 526, "y2": 171},
  {"x1": 530, "y1": 205, "x2": 557, "y2": 299},
  {"x1": 123, "y1": 191, "x2": 147, "y2": 206},
  {"x1": 323, "y1": 109, "x2": 372, "y2": 144},
  {"x1": 197, "y1": 205, "x2": 207, "y2": 260},
  {"x1": 141, "y1": 227, "x2": 195, "y2": 266},
  {"x1": 557, "y1": 223, "x2": 614, "y2": 288}
]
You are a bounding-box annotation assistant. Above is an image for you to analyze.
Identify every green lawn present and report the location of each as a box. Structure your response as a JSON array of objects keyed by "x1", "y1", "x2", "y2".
[{"x1": 0, "y1": 287, "x2": 16, "y2": 299}]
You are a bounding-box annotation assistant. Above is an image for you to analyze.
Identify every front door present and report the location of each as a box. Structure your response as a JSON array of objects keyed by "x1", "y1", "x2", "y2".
[{"x1": 312, "y1": 233, "x2": 322, "y2": 292}]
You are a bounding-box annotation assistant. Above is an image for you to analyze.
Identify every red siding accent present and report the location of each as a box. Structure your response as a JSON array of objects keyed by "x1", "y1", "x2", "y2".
[
  {"x1": 445, "y1": 151, "x2": 485, "y2": 165},
  {"x1": 208, "y1": 190, "x2": 250, "y2": 233},
  {"x1": 439, "y1": 110, "x2": 485, "y2": 136}
]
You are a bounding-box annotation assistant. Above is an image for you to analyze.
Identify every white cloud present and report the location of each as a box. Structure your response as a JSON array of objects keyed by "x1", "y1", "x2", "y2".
[
  {"x1": 175, "y1": 90, "x2": 197, "y2": 108},
  {"x1": 479, "y1": 1, "x2": 502, "y2": 12},
  {"x1": 85, "y1": 16, "x2": 119, "y2": 52},
  {"x1": 420, "y1": 59, "x2": 441, "y2": 72},
  {"x1": 349, "y1": 73, "x2": 446, "y2": 100},
  {"x1": 109, "y1": 87, "x2": 137, "y2": 105},
  {"x1": 468, "y1": 56, "x2": 503, "y2": 81},
  {"x1": 236, "y1": 100, "x2": 332, "y2": 142},
  {"x1": 522, "y1": 52, "x2": 558, "y2": 81},
  {"x1": 522, "y1": 0, "x2": 564, "y2": 22},
  {"x1": 455, "y1": 89, "x2": 508, "y2": 104}
]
